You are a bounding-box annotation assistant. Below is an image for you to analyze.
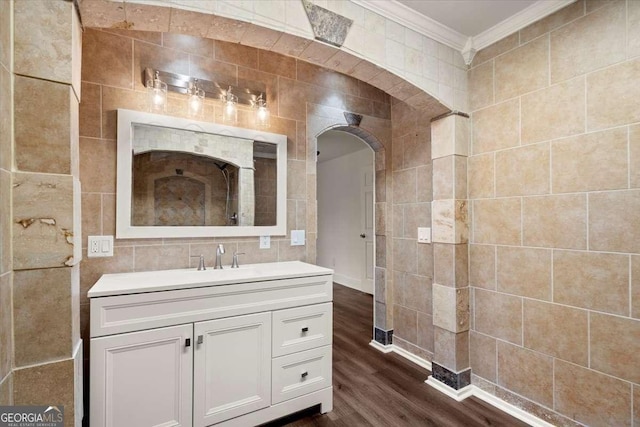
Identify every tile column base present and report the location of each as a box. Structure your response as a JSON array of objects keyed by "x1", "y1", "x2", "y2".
[
  {"x1": 431, "y1": 362, "x2": 471, "y2": 390},
  {"x1": 373, "y1": 327, "x2": 393, "y2": 345}
]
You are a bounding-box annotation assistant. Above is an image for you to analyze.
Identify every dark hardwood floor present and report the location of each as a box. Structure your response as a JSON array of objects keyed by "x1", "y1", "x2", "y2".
[{"x1": 264, "y1": 283, "x2": 529, "y2": 427}]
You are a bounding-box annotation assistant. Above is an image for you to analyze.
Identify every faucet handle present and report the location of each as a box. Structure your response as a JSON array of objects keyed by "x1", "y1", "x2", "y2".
[
  {"x1": 231, "y1": 252, "x2": 245, "y2": 269},
  {"x1": 190, "y1": 254, "x2": 206, "y2": 271},
  {"x1": 217, "y1": 243, "x2": 225, "y2": 254}
]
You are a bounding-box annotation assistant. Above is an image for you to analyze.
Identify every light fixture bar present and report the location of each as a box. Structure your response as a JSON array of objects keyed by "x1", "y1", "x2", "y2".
[{"x1": 143, "y1": 68, "x2": 267, "y2": 106}]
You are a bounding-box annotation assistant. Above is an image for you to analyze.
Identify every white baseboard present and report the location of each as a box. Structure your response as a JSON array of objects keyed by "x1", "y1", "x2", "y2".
[
  {"x1": 370, "y1": 341, "x2": 558, "y2": 427},
  {"x1": 333, "y1": 273, "x2": 361, "y2": 290}
]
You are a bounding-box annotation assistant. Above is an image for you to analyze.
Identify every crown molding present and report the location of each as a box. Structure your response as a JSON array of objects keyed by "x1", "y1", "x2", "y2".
[
  {"x1": 472, "y1": 0, "x2": 577, "y2": 50},
  {"x1": 352, "y1": 0, "x2": 468, "y2": 51},
  {"x1": 353, "y1": 0, "x2": 577, "y2": 64}
]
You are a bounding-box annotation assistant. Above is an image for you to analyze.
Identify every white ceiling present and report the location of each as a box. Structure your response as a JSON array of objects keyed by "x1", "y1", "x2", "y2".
[{"x1": 395, "y1": 0, "x2": 537, "y2": 37}]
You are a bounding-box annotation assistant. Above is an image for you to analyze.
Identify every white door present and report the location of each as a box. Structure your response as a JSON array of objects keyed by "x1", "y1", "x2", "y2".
[
  {"x1": 360, "y1": 166, "x2": 374, "y2": 295},
  {"x1": 90, "y1": 324, "x2": 193, "y2": 427},
  {"x1": 193, "y1": 312, "x2": 271, "y2": 426}
]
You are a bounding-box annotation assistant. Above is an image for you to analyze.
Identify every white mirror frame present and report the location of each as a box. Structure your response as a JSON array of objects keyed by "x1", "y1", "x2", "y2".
[{"x1": 116, "y1": 109, "x2": 287, "y2": 238}]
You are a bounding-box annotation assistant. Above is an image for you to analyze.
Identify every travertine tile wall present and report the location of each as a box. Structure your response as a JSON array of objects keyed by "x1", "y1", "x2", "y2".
[
  {"x1": 389, "y1": 99, "x2": 435, "y2": 360},
  {"x1": 0, "y1": 0, "x2": 13, "y2": 406},
  {"x1": 468, "y1": 1, "x2": 640, "y2": 425},
  {"x1": 1, "y1": 1, "x2": 84, "y2": 424}
]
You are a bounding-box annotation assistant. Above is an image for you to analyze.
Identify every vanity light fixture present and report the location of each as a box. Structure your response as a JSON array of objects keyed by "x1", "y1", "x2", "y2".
[
  {"x1": 253, "y1": 93, "x2": 270, "y2": 128},
  {"x1": 143, "y1": 68, "x2": 268, "y2": 127},
  {"x1": 146, "y1": 70, "x2": 167, "y2": 113},
  {"x1": 221, "y1": 86, "x2": 238, "y2": 124},
  {"x1": 187, "y1": 79, "x2": 205, "y2": 118}
]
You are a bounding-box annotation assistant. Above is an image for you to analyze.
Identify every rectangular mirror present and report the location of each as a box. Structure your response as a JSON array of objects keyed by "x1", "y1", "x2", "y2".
[{"x1": 116, "y1": 109, "x2": 287, "y2": 238}]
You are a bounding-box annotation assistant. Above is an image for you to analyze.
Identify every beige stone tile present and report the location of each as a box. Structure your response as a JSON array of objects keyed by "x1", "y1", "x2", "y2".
[
  {"x1": 0, "y1": 273, "x2": 11, "y2": 382},
  {"x1": 469, "y1": 244, "x2": 495, "y2": 290},
  {"x1": 590, "y1": 312, "x2": 640, "y2": 384},
  {"x1": 100, "y1": 28, "x2": 162, "y2": 45},
  {"x1": 393, "y1": 169, "x2": 416, "y2": 204},
  {"x1": 473, "y1": 198, "x2": 521, "y2": 245},
  {"x1": 102, "y1": 194, "x2": 116, "y2": 236},
  {"x1": 554, "y1": 250, "x2": 629, "y2": 315},
  {"x1": 586, "y1": 0, "x2": 622, "y2": 13},
  {"x1": 522, "y1": 194, "x2": 587, "y2": 249},
  {"x1": 13, "y1": 268, "x2": 73, "y2": 367},
  {"x1": 417, "y1": 312, "x2": 434, "y2": 353},
  {"x1": 587, "y1": 58, "x2": 640, "y2": 131},
  {"x1": 81, "y1": 193, "x2": 101, "y2": 238},
  {"x1": 519, "y1": 0, "x2": 585, "y2": 44},
  {"x1": 552, "y1": 128, "x2": 628, "y2": 193},
  {"x1": 432, "y1": 156, "x2": 466, "y2": 201},
  {"x1": 470, "y1": 331, "x2": 496, "y2": 382},
  {"x1": 551, "y1": 1, "x2": 625, "y2": 84},
  {"x1": 523, "y1": 299, "x2": 588, "y2": 366},
  {"x1": 216, "y1": 40, "x2": 258, "y2": 70},
  {"x1": 468, "y1": 154, "x2": 494, "y2": 199},
  {"x1": 134, "y1": 244, "x2": 190, "y2": 271},
  {"x1": 14, "y1": 0, "x2": 75, "y2": 84},
  {"x1": 497, "y1": 246, "x2": 551, "y2": 300},
  {"x1": 237, "y1": 241, "x2": 278, "y2": 265},
  {"x1": 634, "y1": 385, "x2": 640, "y2": 427},
  {"x1": 633, "y1": 255, "x2": 640, "y2": 319},
  {"x1": 376, "y1": 235, "x2": 386, "y2": 268},
  {"x1": 80, "y1": 246, "x2": 134, "y2": 304},
  {"x1": 472, "y1": 98, "x2": 519, "y2": 154},
  {"x1": 495, "y1": 36, "x2": 549, "y2": 102},
  {"x1": 392, "y1": 204, "x2": 403, "y2": 239},
  {"x1": 555, "y1": 359, "x2": 632, "y2": 427},
  {"x1": 13, "y1": 359, "x2": 76, "y2": 424},
  {"x1": 375, "y1": 301, "x2": 387, "y2": 329},
  {"x1": 79, "y1": 82, "x2": 101, "y2": 139},
  {"x1": 497, "y1": 340, "x2": 553, "y2": 407},
  {"x1": 13, "y1": 172, "x2": 75, "y2": 270},
  {"x1": 0, "y1": 67, "x2": 11, "y2": 172},
  {"x1": 0, "y1": 373, "x2": 10, "y2": 405},
  {"x1": 631, "y1": 125, "x2": 640, "y2": 189},
  {"x1": 431, "y1": 115, "x2": 469, "y2": 159},
  {"x1": 403, "y1": 132, "x2": 431, "y2": 170},
  {"x1": 404, "y1": 204, "x2": 430, "y2": 240},
  {"x1": 81, "y1": 29, "x2": 133, "y2": 90},
  {"x1": 417, "y1": 242, "x2": 433, "y2": 278},
  {"x1": 467, "y1": 61, "x2": 494, "y2": 111},
  {"x1": 393, "y1": 238, "x2": 416, "y2": 274},
  {"x1": 495, "y1": 143, "x2": 550, "y2": 197},
  {"x1": 240, "y1": 25, "x2": 282, "y2": 51},
  {"x1": 124, "y1": 3, "x2": 170, "y2": 32},
  {"x1": 269, "y1": 33, "x2": 311, "y2": 58},
  {"x1": 434, "y1": 328, "x2": 469, "y2": 371},
  {"x1": 207, "y1": 15, "x2": 248, "y2": 44},
  {"x1": 0, "y1": 171, "x2": 11, "y2": 274},
  {"x1": 630, "y1": 0, "x2": 640, "y2": 58},
  {"x1": 589, "y1": 190, "x2": 640, "y2": 253},
  {"x1": 416, "y1": 165, "x2": 432, "y2": 203},
  {"x1": 433, "y1": 243, "x2": 468, "y2": 288},
  {"x1": 432, "y1": 284, "x2": 469, "y2": 333},
  {"x1": 375, "y1": 203, "x2": 387, "y2": 236},
  {"x1": 404, "y1": 274, "x2": 432, "y2": 315},
  {"x1": 521, "y1": 77, "x2": 585, "y2": 144},
  {"x1": 432, "y1": 200, "x2": 468, "y2": 244},
  {"x1": 101, "y1": 86, "x2": 147, "y2": 140},
  {"x1": 134, "y1": 40, "x2": 191, "y2": 90},
  {"x1": 0, "y1": 0, "x2": 11, "y2": 68},
  {"x1": 393, "y1": 304, "x2": 417, "y2": 344},
  {"x1": 14, "y1": 77, "x2": 72, "y2": 174},
  {"x1": 278, "y1": 241, "x2": 306, "y2": 262},
  {"x1": 162, "y1": 33, "x2": 213, "y2": 58},
  {"x1": 287, "y1": 160, "x2": 306, "y2": 200},
  {"x1": 167, "y1": 8, "x2": 213, "y2": 38},
  {"x1": 474, "y1": 289, "x2": 522, "y2": 345},
  {"x1": 471, "y1": 33, "x2": 519, "y2": 68},
  {"x1": 79, "y1": 138, "x2": 116, "y2": 194}
]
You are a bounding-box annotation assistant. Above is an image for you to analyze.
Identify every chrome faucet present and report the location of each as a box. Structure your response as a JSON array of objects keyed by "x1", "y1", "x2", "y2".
[
  {"x1": 190, "y1": 254, "x2": 206, "y2": 271},
  {"x1": 231, "y1": 252, "x2": 245, "y2": 268},
  {"x1": 215, "y1": 244, "x2": 225, "y2": 269}
]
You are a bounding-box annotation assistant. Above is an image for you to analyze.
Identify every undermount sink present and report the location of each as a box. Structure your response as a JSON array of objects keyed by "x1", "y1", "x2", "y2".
[{"x1": 87, "y1": 260, "x2": 333, "y2": 298}]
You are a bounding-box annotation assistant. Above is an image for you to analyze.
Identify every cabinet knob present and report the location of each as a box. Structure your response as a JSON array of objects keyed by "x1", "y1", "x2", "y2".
[
  {"x1": 185, "y1": 338, "x2": 191, "y2": 347},
  {"x1": 301, "y1": 327, "x2": 309, "y2": 333},
  {"x1": 301, "y1": 371, "x2": 308, "y2": 379},
  {"x1": 197, "y1": 335, "x2": 203, "y2": 345}
]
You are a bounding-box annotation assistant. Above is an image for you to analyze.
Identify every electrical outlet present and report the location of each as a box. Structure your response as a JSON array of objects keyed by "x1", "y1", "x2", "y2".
[
  {"x1": 88, "y1": 236, "x2": 114, "y2": 257},
  {"x1": 260, "y1": 235, "x2": 270, "y2": 249},
  {"x1": 417, "y1": 227, "x2": 431, "y2": 244}
]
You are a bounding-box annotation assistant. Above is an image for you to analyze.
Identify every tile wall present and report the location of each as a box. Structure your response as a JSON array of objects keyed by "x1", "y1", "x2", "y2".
[{"x1": 468, "y1": 1, "x2": 640, "y2": 425}]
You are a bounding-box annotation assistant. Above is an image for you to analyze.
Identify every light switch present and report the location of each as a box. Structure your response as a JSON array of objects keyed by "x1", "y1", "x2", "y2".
[
  {"x1": 291, "y1": 230, "x2": 305, "y2": 246},
  {"x1": 260, "y1": 235, "x2": 271, "y2": 249},
  {"x1": 88, "y1": 236, "x2": 114, "y2": 257},
  {"x1": 417, "y1": 227, "x2": 431, "y2": 244}
]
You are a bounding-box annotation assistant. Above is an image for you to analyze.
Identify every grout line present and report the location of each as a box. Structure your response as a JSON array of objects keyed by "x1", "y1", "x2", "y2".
[
  {"x1": 551, "y1": 249, "x2": 554, "y2": 302},
  {"x1": 630, "y1": 255, "x2": 633, "y2": 318},
  {"x1": 552, "y1": 357, "x2": 556, "y2": 411},
  {"x1": 628, "y1": 126, "x2": 632, "y2": 189},
  {"x1": 586, "y1": 193, "x2": 590, "y2": 251},
  {"x1": 587, "y1": 311, "x2": 591, "y2": 368}
]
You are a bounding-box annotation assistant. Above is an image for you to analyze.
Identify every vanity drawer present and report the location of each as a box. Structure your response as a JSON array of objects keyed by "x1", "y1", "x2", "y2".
[
  {"x1": 271, "y1": 346, "x2": 332, "y2": 405},
  {"x1": 272, "y1": 303, "x2": 332, "y2": 357}
]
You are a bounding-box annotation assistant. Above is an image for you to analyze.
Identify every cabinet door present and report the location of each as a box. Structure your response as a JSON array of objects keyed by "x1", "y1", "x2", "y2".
[
  {"x1": 90, "y1": 324, "x2": 193, "y2": 427},
  {"x1": 193, "y1": 312, "x2": 271, "y2": 427}
]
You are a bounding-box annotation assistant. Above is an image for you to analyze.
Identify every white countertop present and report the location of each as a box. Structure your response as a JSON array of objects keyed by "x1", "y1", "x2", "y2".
[{"x1": 87, "y1": 261, "x2": 334, "y2": 298}]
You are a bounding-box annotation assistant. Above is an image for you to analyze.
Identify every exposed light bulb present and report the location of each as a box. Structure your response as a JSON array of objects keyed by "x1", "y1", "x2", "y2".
[
  {"x1": 146, "y1": 70, "x2": 167, "y2": 113},
  {"x1": 222, "y1": 86, "x2": 237, "y2": 124},
  {"x1": 187, "y1": 79, "x2": 204, "y2": 118},
  {"x1": 254, "y1": 94, "x2": 270, "y2": 128}
]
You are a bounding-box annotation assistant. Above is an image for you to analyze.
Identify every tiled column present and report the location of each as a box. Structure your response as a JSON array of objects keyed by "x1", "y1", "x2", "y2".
[
  {"x1": 10, "y1": 1, "x2": 83, "y2": 425},
  {"x1": 428, "y1": 113, "x2": 471, "y2": 393}
]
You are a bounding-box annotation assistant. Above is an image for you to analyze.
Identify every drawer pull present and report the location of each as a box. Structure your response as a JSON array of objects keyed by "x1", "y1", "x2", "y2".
[
  {"x1": 301, "y1": 371, "x2": 308, "y2": 379},
  {"x1": 196, "y1": 335, "x2": 203, "y2": 345},
  {"x1": 301, "y1": 327, "x2": 309, "y2": 333},
  {"x1": 185, "y1": 338, "x2": 191, "y2": 347}
]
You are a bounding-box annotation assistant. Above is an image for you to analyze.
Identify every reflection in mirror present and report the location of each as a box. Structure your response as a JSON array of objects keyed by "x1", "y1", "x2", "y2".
[{"x1": 116, "y1": 109, "x2": 286, "y2": 238}]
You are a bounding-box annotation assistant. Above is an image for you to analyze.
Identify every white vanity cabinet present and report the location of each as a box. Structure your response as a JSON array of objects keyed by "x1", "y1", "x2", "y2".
[{"x1": 88, "y1": 261, "x2": 333, "y2": 427}]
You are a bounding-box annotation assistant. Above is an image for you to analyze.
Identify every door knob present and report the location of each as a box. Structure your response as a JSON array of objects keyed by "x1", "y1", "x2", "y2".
[{"x1": 360, "y1": 233, "x2": 366, "y2": 238}]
